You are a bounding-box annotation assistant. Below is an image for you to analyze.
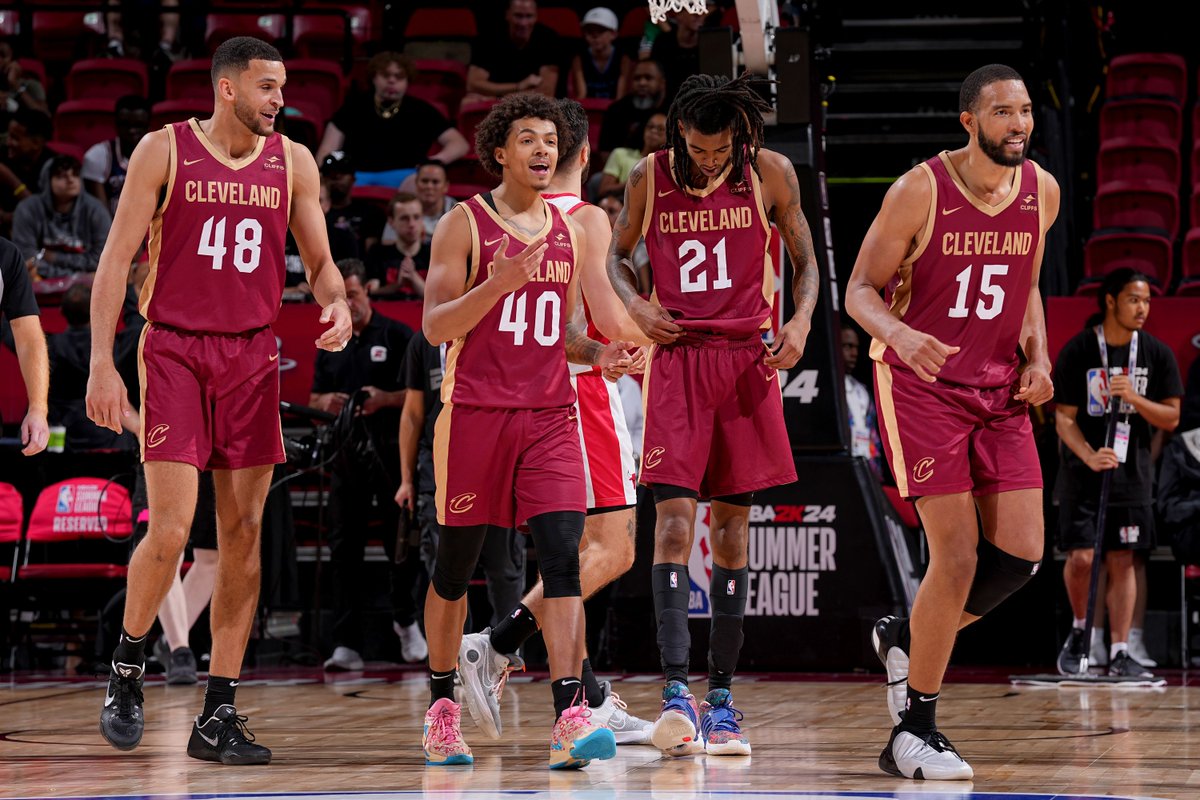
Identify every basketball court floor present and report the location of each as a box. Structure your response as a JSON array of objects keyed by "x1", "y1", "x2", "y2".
[{"x1": 2, "y1": 670, "x2": 1197, "y2": 799}]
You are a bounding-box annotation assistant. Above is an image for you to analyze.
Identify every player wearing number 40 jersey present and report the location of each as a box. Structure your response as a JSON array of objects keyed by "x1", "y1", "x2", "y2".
[
  {"x1": 846, "y1": 64, "x2": 1060, "y2": 781},
  {"x1": 607, "y1": 73, "x2": 821, "y2": 758},
  {"x1": 87, "y1": 37, "x2": 353, "y2": 766}
]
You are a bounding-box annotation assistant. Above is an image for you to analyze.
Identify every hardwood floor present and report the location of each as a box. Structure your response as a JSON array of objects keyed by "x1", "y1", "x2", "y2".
[{"x1": 1, "y1": 673, "x2": 1197, "y2": 799}]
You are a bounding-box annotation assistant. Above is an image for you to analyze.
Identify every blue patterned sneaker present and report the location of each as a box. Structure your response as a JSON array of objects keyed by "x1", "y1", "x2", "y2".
[
  {"x1": 650, "y1": 680, "x2": 702, "y2": 755},
  {"x1": 700, "y1": 688, "x2": 751, "y2": 756}
]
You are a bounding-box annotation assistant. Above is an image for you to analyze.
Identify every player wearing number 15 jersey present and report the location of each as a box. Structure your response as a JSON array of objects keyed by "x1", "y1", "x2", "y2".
[
  {"x1": 846, "y1": 64, "x2": 1060, "y2": 781},
  {"x1": 607, "y1": 74, "x2": 820, "y2": 758},
  {"x1": 87, "y1": 37, "x2": 352, "y2": 766}
]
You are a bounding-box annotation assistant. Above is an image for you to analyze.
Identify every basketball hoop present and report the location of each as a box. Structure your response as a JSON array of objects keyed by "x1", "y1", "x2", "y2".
[{"x1": 647, "y1": 0, "x2": 709, "y2": 24}]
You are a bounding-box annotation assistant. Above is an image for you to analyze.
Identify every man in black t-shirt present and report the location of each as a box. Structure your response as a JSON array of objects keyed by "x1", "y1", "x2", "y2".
[
  {"x1": 321, "y1": 151, "x2": 386, "y2": 257},
  {"x1": 598, "y1": 59, "x2": 667, "y2": 160},
  {"x1": 309, "y1": 259, "x2": 422, "y2": 670},
  {"x1": 394, "y1": 330, "x2": 526, "y2": 630},
  {"x1": 366, "y1": 192, "x2": 429, "y2": 299},
  {"x1": 1054, "y1": 269, "x2": 1182, "y2": 678},
  {"x1": 0, "y1": 235, "x2": 47, "y2": 452},
  {"x1": 464, "y1": 0, "x2": 561, "y2": 102}
]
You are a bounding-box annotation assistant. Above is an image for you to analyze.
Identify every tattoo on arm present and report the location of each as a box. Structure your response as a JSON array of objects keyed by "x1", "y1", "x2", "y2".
[
  {"x1": 566, "y1": 319, "x2": 603, "y2": 365},
  {"x1": 629, "y1": 162, "x2": 644, "y2": 190},
  {"x1": 779, "y1": 163, "x2": 819, "y2": 320}
]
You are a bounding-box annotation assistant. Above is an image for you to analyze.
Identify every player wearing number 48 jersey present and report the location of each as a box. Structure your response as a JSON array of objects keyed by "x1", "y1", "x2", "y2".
[
  {"x1": 607, "y1": 73, "x2": 820, "y2": 758},
  {"x1": 87, "y1": 37, "x2": 353, "y2": 765},
  {"x1": 846, "y1": 64, "x2": 1060, "y2": 780}
]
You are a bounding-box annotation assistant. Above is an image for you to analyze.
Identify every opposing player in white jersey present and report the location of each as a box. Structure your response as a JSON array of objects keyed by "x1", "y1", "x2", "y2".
[{"x1": 456, "y1": 99, "x2": 653, "y2": 744}]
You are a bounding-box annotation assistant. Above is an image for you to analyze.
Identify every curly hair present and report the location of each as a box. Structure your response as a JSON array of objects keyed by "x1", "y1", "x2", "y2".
[
  {"x1": 667, "y1": 72, "x2": 772, "y2": 190},
  {"x1": 475, "y1": 92, "x2": 565, "y2": 178}
]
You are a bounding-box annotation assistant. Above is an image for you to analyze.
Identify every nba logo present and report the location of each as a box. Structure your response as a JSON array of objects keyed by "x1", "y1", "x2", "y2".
[
  {"x1": 370, "y1": 346, "x2": 388, "y2": 362},
  {"x1": 56, "y1": 485, "x2": 74, "y2": 513},
  {"x1": 670, "y1": 571, "x2": 678, "y2": 589},
  {"x1": 726, "y1": 579, "x2": 736, "y2": 595},
  {"x1": 1086, "y1": 368, "x2": 1108, "y2": 416}
]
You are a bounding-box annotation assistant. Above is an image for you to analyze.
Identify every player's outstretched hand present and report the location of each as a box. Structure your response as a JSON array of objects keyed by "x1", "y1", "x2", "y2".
[
  {"x1": 892, "y1": 328, "x2": 960, "y2": 383},
  {"x1": 316, "y1": 298, "x2": 353, "y2": 351},
  {"x1": 1014, "y1": 364, "x2": 1053, "y2": 406},
  {"x1": 599, "y1": 340, "x2": 636, "y2": 381},
  {"x1": 86, "y1": 364, "x2": 133, "y2": 434},
  {"x1": 765, "y1": 317, "x2": 811, "y2": 370},
  {"x1": 629, "y1": 296, "x2": 682, "y2": 344},
  {"x1": 489, "y1": 235, "x2": 547, "y2": 294}
]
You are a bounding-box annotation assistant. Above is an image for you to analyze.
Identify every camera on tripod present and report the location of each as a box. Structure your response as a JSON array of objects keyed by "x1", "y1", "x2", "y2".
[{"x1": 279, "y1": 390, "x2": 374, "y2": 470}]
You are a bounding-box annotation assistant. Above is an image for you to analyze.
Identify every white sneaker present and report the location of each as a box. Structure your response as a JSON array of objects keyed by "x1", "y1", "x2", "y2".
[
  {"x1": 871, "y1": 616, "x2": 908, "y2": 725},
  {"x1": 394, "y1": 621, "x2": 428, "y2": 663},
  {"x1": 456, "y1": 629, "x2": 523, "y2": 740},
  {"x1": 1128, "y1": 629, "x2": 1157, "y2": 667},
  {"x1": 879, "y1": 726, "x2": 973, "y2": 780},
  {"x1": 323, "y1": 645, "x2": 363, "y2": 672},
  {"x1": 589, "y1": 681, "x2": 652, "y2": 745}
]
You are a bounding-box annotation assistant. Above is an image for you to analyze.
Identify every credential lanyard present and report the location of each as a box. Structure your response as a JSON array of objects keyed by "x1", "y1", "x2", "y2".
[
  {"x1": 1094, "y1": 325, "x2": 1138, "y2": 413},
  {"x1": 1094, "y1": 325, "x2": 1137, "y2": 460}
]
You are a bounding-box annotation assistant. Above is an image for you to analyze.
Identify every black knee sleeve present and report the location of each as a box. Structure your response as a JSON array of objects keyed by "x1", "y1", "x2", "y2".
[
  {"x1": 708, "y1": 565, "x2": 748, "y2": 686},
  {"x1": 963, "y1": 537, "x2": 1041, "y2": 617},
  {"x1": 651, "y1": 562, "x2": 691, "y2": 682},
  {"x1": 528, "y1": 511, "x2": 584, "y2": 598},
  {"x1": 711, "y1": 492, "x2": 755, "y2": 507},
  {"x1": 652, "y1": 484, "x2": 699, "y2": 504},
  {"x1": 431, "y1": 524, "x2": 490, "y2": 601}
]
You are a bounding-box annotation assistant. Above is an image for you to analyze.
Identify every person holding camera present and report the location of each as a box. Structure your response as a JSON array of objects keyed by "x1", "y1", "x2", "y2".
[{"x1": 310, "y1": 258, "x2": 419, "y2": 670}]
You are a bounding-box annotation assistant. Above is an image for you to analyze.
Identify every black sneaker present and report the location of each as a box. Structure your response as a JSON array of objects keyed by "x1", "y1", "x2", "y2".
[
  {"x1": 187, "y1": 704, "x2": 272, "y2": 765},
  {"x1": 871, "y1": 616, "x2": 909, "y2": 725},
  {"x1": 166, "y1": 647, "x2": 198, "y2": 685},
  {"x1": 1056, "y1": 628, "x2": 1087, "y2": 676},
  {"x1": 99, "y1": 660, "x2": 145, "y2": 750},
  {"x1": 1108, "y1": 650, "x2": 1153, "y2": 679}
]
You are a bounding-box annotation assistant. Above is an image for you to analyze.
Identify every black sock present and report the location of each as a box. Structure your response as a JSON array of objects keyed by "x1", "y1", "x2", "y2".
[
  {"x1": 900, "y1": 684, "x2": 938, "y2": 734},
  {"x1": 708, "y1": 564, "x2": 748, "y2": 692},
  {"x1": 112, "y1": 627, "x2": 147, "y2": 670},
  {"x1": 489, "y1": 603, "x2": 539, "y2": 655},
  {"x1": 581, "y1": 658, "x2": 604, "y2": 707},
  {"x1": 652, "y1": 563, "x2": 691, "y2": 685},
  {"x1": 551, "y1": 676, "x2": 583, "y2": 718},
  {"x1": 429, "y1": 669, "x2": 456, "y2": 707},
  {"x1": 202, "y1": 675, "x2": 239, "y2": 718}
]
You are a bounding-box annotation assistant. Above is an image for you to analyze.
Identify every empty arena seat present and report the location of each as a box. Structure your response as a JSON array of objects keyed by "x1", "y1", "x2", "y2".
[
  {"x1": 1096, "y1": 137, "x2": 1181, "y2": 187},
  {"x1": 151, "y1": 99, "x2": 211, "y2": 131},
  {"x1": 539, "y1": 7, "x2": 582, "y2": 38},
  {"x1": 412, "y1": 59, "x2": 468, "y2": 119},
  {"x1": 166, "y1": 59, "x2": 216, "y2": 101},
  {"x1": 204, "y1": 13, "x2": 286, "y2": 52},
  {"x1": 1106, "y1": 53, "x2": 1188, "y2": 104},
  {"x1": 1082, "y1": 231, "x2": 1172, "y2": 292},
  {"x1": 0, "y1": 10, "x2": 17, "y2": 38},
  {"x1": 30, "y1": 10, "x2": 105, "y2": 62},
  {"x1": 619, "y1": 6, "x2": 650, "y2": 39},
  {"x1": 46, "y1": 141, "x2": 85, "y2": 163},
  {"x1": 1093, "y1": 180, "x2": 1179, "y2": 238},
  {"x1": 1100, "y1": 98, "x2": 1183, "y2": 144},
  {"x1": 17, "y1": 59, "x2": 48, "y2": 88},
  {"x1": 1191, "y1": 184, "x2": 1200, "y2": 229},
  {"x1": 1178, "y1": 228, "x2": 1200, "y2": 295},
  {"x1": 65, "y1": 58, "x2": 149, "y2": 101},
  {"x1": 457, "y1": 100, "x2": 499, "y2": 151},
  {"x1": 0, "y1": 483, "x2": 22, "y2": 583},
  {"x1": 53, "y1": 99, "x2": 117, "y2": 151},
  {"x1": 17, "y1": 479, "x2": 132, "y2": 582},
  {"x1": 404, "y1": 7, "x2": 476, "y2": 38},
  {"x1": 281, "y1": 59, "x2": 344, "y2": 124},
  {"x1": 293, "y1": 6, "x2": 375, "y2": 60}
]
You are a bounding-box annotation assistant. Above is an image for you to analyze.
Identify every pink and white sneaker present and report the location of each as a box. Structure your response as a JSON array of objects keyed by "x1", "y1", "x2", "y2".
[
  {"x1": 549, "y1": 703, "x2": 617, "y2": 770},
  {"x1": 423, "y1": 698, "x2": 473, "y2": 766}
]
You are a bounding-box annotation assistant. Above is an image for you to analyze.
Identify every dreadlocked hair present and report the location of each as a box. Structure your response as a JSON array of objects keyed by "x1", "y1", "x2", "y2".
[{"x1": 667, "y1": 72, "x2": 772, "y2": 191}]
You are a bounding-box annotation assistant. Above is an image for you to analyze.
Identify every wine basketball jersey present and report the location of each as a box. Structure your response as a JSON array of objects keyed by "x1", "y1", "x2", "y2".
[
  {"x1": 443, "y1": 194, "x2": 578, "y2": 409},
  {"x1": 870, "y1": 151, "x2": 1046, "y2": 387},
  {"x1": 642, "y1": 149, "x2": 773, "y2": 337},
  {"x1": 140, "y1": 119, "x2": 291, "y2": 333}
]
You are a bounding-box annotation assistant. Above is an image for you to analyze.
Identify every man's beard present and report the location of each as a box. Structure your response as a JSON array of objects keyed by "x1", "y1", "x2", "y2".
[
  {"x1": 234, "y1": 99, "x2": 271, "y2": 136},
  {"x1": 976, "y1": 128, "x2": 1027, "y2": 167}
]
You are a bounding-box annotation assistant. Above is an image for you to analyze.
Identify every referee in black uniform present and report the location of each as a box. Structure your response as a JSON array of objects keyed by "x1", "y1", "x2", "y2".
[{"x1": 1, "y1": 235, "x2": 48, "y2": 455}]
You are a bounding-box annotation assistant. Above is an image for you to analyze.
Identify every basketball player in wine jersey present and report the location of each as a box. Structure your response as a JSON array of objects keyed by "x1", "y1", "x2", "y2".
[
  {"x1": 88, "y1": 37, "x2": 352, "y2": 765},
  {"x1": 846, "y1": 64, "x2": 1059, "y2": 780},
  {"x1": 455, "y1": 99, "x2": 654, "y2": 745},
  {"x1": 608, "y1": 74, "x2": 820, "y2": 757},
  {"x1": 420, "y1": 93, "x2": 632, "y2": 769}
]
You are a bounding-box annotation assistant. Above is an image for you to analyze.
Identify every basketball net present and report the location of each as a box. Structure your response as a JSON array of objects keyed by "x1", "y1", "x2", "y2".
[{"x1": 647, "y1": 0, "x2": 709, "y2": 24}]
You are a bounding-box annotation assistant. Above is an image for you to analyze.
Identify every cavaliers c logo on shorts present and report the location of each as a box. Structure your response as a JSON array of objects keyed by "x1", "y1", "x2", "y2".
[
  {"x1": 146, "y1": 424, "x2": 170, "y2": 448},
  {"x1": 448, "y1": 492, "x2": 477, "y2": 514},
  {"x1": 912, "y1": 457, "x2": 935, "y2": 484},
  {"x1": 644, "y1": 446, "x2": 666, "y2": 469}
]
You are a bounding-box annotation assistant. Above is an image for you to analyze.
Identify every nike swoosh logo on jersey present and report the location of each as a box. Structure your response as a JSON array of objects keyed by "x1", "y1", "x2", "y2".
[
  {"x1": 658, "y1": 189, "x2": 675, "y2": 197},
  {"x1": 484, "y1": 236, "x2": 505, "y2": 246},
  {"x1": 766, "y1": 371, "x2": 777, "y2": 382},
  {"x1": 269, "y1": 353, "x2": 279, "y2": 362},
  {"x1": 941, "y1": 205, "x2": 963, "y2": 216},
  {"x1": 183, "y1": 158, "x2": 205, "y2": 166}
]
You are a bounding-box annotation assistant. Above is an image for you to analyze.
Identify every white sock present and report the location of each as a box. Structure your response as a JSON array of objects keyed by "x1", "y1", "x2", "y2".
[
  {"x1": 1073, "y1": 618, "x2": 1086, "y2": 629},
  {"x1": 1110, "y1": 642, "x2": 1128, "y2": 661}
]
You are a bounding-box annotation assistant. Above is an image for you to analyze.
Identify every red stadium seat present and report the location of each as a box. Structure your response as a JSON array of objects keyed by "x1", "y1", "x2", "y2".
[
  {"x1": 166, "y1": 59, "x2": 216, "y2": 101},
  {"x1": 151, "y1": 99, "x2": 211, "y2": 131},
  {"x1": 579, "y1": 98, "x2": 612, "y2": 154},
  {"x1": 17, "y1": 59, "x2": 48, "y2": 88},
  {"x1": 0, "y1": 10, "x2": 17, "y2": 38},
  {"x1": 404, "y1": 87, "x2": 452, "y2": 123},
  {"x1": 30, "y1": 10, "x2": 106, "y2": 62},
  {"x1": 1082, "y1": 231, "x2": 1172, "y2": 292},
  {"x1": 282, "y1": 59, "x2": 345, "y2": 124},
  {"x1": 1191, "y1": 184, "x2": 1200, "y2": 230},
  {"x1": 620, "y1": 6, "x2": 650, "y2": 39},
  {"x1": 0, "y1": 483, "x2": 22, "y2": 584},
  {"x1": 293, "y1": 7, "x2": 375, "y2": 60},
  {"x1": 1181, "y1": 228, "x2": 1200, "y2": 283},
  {"x1": 65, "y1": 58, "x2": 149, "y2": 101},
  {"x1": 1106, "y1": 53, "x2": 1187, "y2": 104},
  {"x1": 447, "y1": 155, "x2": 493, "y2": 189},
  {"x1": 1100, "y1": 98, "x2": 1183, "y2": 144},
  {"x1": 205, "y1": 13, "x2": 286, "y2": 52},
  {"x1": 53, "y1": 99, "x2": 117, "y2": 151},
  {"x1": 1096, "y1": 137, "x2": 1181, "y2": 188},
  {"x1": 351, "y1": 184, "x2": 399, "y2": 215},
  {"x1": 539, "y1": 7, "x2": 582, "y2": 38},
  {"x1": 17, "y1": 479, "x2": 133, "y2": 582},
  {"x1": 46, "y1": 141, "x2": 86, "y2": 163},
  {"x1": 412, "y1": 59, "x2": 468, "y2": 119},
  {"x1": 457, "y1": 100, "x2": 499, "y2": 153},
  {"x1": 404, "y1": 7, "x2": 477, "y2": 38},
  {"x1": 1093, "y1": 180, "x2": 1179, "y2": 238}
]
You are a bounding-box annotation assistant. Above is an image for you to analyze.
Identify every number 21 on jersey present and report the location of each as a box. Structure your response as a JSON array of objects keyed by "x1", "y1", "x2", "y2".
[{"x1": 948, "y1": 263, "x2": 1007, "y2": 320}]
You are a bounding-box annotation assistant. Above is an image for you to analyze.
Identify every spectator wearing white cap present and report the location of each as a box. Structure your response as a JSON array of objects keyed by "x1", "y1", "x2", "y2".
[{"x1": 570, "y1": 7, "x2": 631, "y2": 100}]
